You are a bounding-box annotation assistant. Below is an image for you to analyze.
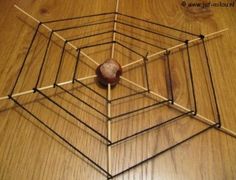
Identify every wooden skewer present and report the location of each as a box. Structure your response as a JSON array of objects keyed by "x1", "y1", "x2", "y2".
[
  {"x1": 120, "y1": 76, "x2": 147, "y2": 91},
  {"x1": 189, "y1": 28, "x2": 229, "y2": 44},
  {"x1": 14, "y1": 4, "x2": 40, "y2": 23},
  {"x1": 111, "y1": 0, "x2": 119, "y2": 59},
  {"x1": 108, "y1": 0, "x2": 119, "y2": 174},
  {"x1": 120, "y1": 76, "x2": 167, "y2": 100},
  {"x1": 0, "y1": 75, "x2": 97, "y2": 101},
  {"x1": 80, "y1": 51, "x2": 99, "y2": 66},
  {"x1": 220, "y1": 126, "x2": 236, "y2": 138},
  {"x1": 149, "y1": 90, "x2": 168, "y2": 101},
  {"x1": 108, "y1": 84, "x2": 111, "y2": 118},
  {"x1": 14, "y1": 5, "x2": 99, "y2": 66},
  {"x1": 120, "y1": 76, "x2": 236, "y2": 138},
  {"x1": 107, "y1": 83, "x2": 111, "y2": 174},
  {"x1": 122, "y1": 28, "x2": 229, "y2": 69}
]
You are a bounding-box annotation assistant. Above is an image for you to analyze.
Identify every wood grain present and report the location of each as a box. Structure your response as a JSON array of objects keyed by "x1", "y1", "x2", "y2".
[{"x1": 0, "y1": 0, "x2": 236, "y2": 180}]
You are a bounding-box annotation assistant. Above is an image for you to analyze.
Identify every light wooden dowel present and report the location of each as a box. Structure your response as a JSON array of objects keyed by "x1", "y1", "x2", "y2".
[
  {"x1": 14, "y1": 4, "x2": 99, "y2": 66},
  {"x1": 0, "y1": 75, "x2": 97, "y2": 101},
  {"x1": 107, "y1": 83, "x2": 111, "y2": 174},
  {"x1": 108, "y1": 0, "x2": 119, "y2": 173},
  {"x1": 111, "y1": 0, "x2": 119, "y2": 59},
  {"x1": 14, "y1": 4, "x2": 40, "y2": 23},
  {"x1": 122, "y1": 28, "x2": 229, "y2": 69},
  {"x1": 120, "y1": 76, "x2": 147, "y2": 91},
  {"x1": 80, "y1": 51, "x2": 99, "y2": 66}
]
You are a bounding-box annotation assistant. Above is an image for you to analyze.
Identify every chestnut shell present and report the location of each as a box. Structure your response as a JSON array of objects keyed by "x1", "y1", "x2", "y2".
[{"x1": 96, "y1": 59, "x2": 122, "y2": 86}]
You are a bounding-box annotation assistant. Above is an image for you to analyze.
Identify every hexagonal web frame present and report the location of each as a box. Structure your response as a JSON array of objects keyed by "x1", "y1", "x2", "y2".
[{"x1": 1, "y1": 4, "x2": 236, "y2": 179}]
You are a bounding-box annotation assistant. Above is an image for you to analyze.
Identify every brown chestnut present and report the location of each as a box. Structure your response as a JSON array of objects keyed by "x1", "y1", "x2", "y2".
[{"x1": 96, "y1": 59, "x2": 122, "y2": 87}]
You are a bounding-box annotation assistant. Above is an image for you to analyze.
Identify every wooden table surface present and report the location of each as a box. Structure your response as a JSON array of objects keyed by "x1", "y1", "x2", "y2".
[{"x1": 0, "y1": 0, "x2": 236, "y2": 180}]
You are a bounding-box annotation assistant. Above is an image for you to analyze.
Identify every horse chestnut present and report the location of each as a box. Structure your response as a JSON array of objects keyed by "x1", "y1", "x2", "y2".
[{"x1": 96, "y1": 59, "x2": 122, "y2": 86}]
